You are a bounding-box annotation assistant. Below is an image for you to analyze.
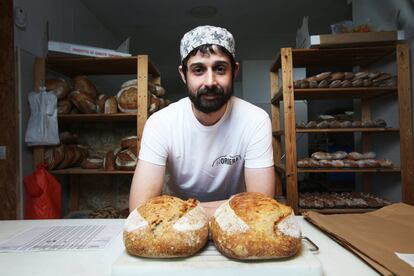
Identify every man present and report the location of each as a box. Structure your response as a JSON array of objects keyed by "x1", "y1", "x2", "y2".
[{"x1": 129, "y1": 25, "x2": 275, "y2": 217}]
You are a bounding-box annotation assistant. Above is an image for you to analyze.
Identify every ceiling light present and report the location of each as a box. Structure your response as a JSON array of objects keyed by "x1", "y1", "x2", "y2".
[{"x1": 190, "y1": 5, "x2": 218, "y2": 18}]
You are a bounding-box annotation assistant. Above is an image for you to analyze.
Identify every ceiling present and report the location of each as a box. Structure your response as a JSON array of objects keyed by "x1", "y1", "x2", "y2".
[{"x1": 81, "y1": 0, "x2": 352, "y2": 98}]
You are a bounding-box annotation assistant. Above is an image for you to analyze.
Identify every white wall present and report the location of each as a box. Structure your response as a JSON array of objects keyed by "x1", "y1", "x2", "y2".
[
  {"x1": 353, "y1": 0, "x2": 414, "y2": 202},
  {"x1": 14, "y1": 0, "x2": 121, "y2": 218},
  {"x1": 14, "y1": 0, "x2": 121, "y2": 57}
]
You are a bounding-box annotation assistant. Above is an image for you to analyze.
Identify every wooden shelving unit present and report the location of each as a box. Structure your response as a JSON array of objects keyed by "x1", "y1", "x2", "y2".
[
  {"x1": 269, "y1": 44, "x2": 414, "y2": 214},
  {"x1": 33, "y1": 55, "x2": 161, "y2": 212}
]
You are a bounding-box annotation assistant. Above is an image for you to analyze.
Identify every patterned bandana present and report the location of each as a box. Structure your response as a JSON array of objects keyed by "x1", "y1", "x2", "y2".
[{"x1": 180, "y1": 25, "x2": 235, "y2": 61}]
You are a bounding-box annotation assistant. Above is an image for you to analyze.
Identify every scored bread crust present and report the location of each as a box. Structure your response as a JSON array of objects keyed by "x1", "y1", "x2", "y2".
[
  {"x1": 123, "y1": 195, "x2": 209, "y2": 258},
  {"x1": 210, "y1": 192, "x2": 301, "y2": 260}
]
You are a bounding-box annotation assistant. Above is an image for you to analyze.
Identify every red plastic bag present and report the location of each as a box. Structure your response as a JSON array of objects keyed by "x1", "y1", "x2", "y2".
[{"x1": 24, "y1": 163, "x2": 61, "y2": 219}]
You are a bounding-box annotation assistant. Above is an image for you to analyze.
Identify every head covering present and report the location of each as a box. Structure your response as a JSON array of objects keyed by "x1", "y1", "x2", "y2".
[{"x1": 180, "y1": 25, "x2": 235, "y2": 61}]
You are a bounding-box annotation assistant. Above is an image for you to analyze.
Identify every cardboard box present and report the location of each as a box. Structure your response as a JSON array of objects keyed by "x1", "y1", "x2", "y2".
[
  {"x1": 296, "y1": 16, "x2": 405, "y2": 49},
  {"x1": 48, "y1": 40, "x2": 131, "y2": 58}
]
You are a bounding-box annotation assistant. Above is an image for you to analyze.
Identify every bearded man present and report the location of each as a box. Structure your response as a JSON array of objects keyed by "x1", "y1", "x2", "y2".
[{"x1": 129, "y1": 25, "x2": 275, "y2": 218}]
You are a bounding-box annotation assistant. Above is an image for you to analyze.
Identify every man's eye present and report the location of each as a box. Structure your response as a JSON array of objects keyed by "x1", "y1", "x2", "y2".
[
  {"x1": 215, "y1": 66, "x2": 226, "y2": 74},
  {"x1": 192, "y1": 67, "x2": 204, "y2": 74}
]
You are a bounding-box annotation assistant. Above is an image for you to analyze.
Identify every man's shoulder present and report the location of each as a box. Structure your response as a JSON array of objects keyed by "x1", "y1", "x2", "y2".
[
  {"x1": 230, "y1": 97, "x2": 269, "y2": 119},
  {"x1": 148, "y1": 97, "x2": 189, "y2": 122}
]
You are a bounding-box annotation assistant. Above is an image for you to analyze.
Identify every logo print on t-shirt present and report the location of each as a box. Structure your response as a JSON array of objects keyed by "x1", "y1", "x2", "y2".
[{"x1": 212, "y1": 155, "x2": 241, "y2": 167}]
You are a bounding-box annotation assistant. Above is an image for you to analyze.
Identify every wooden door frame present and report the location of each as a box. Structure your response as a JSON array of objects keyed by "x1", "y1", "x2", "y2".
[{"x1": 0, "y1": 0, "x2": 18, "y2": 219}]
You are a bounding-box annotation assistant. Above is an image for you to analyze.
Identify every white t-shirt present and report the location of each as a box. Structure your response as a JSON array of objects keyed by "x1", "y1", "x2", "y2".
[{"x1": 139, "y1": 96, "x2": 274, "y2": 201}]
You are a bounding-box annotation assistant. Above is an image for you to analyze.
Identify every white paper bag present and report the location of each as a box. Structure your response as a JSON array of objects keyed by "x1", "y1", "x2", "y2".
[{"x1": 25, "y1": 87, "x2": 60, "y2": 146}]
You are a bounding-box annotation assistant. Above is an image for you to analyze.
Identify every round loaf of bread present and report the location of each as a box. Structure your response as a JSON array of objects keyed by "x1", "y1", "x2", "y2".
[
  {"x1": 117, "y1": 86, "x2": 137, "y2": 113},
  {"x1": 123, "y1": 195, "x2": 209, "y2": 258},
  {"x1": 73, "y1": 75, "x2": 98, "y2": 99},
  {"x1": 45, "y1": 78, "x2": 71, "y2": 100},
  {"x1": 210, "y1": 192, "x2": 301, "y2": 260}
]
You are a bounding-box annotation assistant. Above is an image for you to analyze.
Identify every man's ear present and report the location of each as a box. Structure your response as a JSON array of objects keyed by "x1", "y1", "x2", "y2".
[
  {"x1": 178, "y1": 65, "x2": 186, "y2": 84},
  {"x1": 233, "y1": 62, "x2": 240, "y2": 79}
]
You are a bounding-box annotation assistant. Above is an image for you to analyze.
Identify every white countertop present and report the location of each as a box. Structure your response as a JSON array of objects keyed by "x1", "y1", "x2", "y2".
[{"x1": 0, "y1": 217, "x2": 379, "y2": 276}]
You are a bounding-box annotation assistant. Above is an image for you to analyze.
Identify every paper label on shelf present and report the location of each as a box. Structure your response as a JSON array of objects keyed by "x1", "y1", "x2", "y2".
[
  {"x1": 395, "y1": 252, "x2": 414, "y2": 268},
  {"x1": 0, "y1": 224, "x2": 122, "y2": 252}
]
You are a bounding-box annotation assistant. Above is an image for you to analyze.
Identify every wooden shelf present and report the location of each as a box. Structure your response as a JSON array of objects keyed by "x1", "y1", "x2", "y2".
[
  {"x1": 274, "y1": 128, "x2": 399, "y2": 136},
  {"x1": 297, "y1": 167, "x2": 400, "y2": 173},
  {"x1": 299, "y1": 208, "x2": 379, "y2": 214},
  {"x1": 58, "y1": 113, "x2": 136, "y2": 122},
  {"x1": 272, "y1": 86, "x2": 397, "y2": 103},
  {"x1": 296, "y1": 127, "x2": 399, "y2": 133},
  {"x1": 269, "y1": 44, "x2": 414, "y2": 214},
  {"x1": 270, "y1": 45, "x2": 396, "y2": 71},
  {"x1": 46, "y1": 55, "x2": 160, "y2": 77},
  {"x1": 49, "y1": 168, "x2": 134, "y2": 175}
]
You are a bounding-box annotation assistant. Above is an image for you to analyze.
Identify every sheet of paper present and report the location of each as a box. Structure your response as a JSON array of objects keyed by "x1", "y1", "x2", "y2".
[
  {"x1": 395, "y1": 252, "x2": 414, "y2": 268},
  {"x1": 0, "y1": 224, "x2": 122, "y2": 252}
]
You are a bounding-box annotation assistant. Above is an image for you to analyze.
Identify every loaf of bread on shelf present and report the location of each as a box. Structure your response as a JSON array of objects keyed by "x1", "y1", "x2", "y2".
[
  {"x1": 115, "y1": 147, "x2": 137, "y2": 170},
  {"x1": 103, "y1": 150, "x2": 115, "y2": 171},
  {"x1": 57, "y1": 99, "x2": 72, "y2": 114},
  {"x1": 45, "y1": 78, "x2": 71, "y2": 100},
  {"x1": 44, "y1": 145, "x2": 65, "y2": 170},
  {"x1": 311, "y1": 151, "x2": 347, "y2": 160},
  {"x1": 123, "y1": 195, "x2": 209, "y2": 258},
  {"x1": 72, "y1": 75, "x2": 98, "y2": 100},
  {"x1": 96, "y1": 94, "x2": 107, "y2": 113},
  {"x1": 104, "y1": 96, "x2": 118, "y2": 114},
  {"x1": 68, "y1": 90, "x2": 97, "y2": 114},
  {"x1": 148, "y1": 82, "x2": 166, "y2": 97},
  {"x1": 120, "y1": 136, "x2": 137, "y2": 149},
  {"x1": 117, "y1": 86, "x2": 137, "y2": 113},
  {"x1": 210, "y1": 192, "x2": 301, "y2": 260},
  {"x1": 80, "y1": 157, "x2": 103, "y2": 169},
  {"x1": 148, "y1": 93, "x2": 160, "y2": 115},
  {"x1": 55, "y1": 144, "x2": 76, "y2": 169}
]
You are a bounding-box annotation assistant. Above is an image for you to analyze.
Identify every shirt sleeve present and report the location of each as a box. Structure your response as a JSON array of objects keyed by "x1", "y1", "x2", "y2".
[
  {"x1": 138, "y1": 113, "x2": 169, "y2": 166},
  {"x1": 244, "y1": 115, "x2": 274, "y2": 168}
]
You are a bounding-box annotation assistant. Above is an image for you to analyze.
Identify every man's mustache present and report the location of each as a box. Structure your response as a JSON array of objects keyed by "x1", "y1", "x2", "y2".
[{"x1": 197, "y1": 86, "x2": 224, "y2": 96}]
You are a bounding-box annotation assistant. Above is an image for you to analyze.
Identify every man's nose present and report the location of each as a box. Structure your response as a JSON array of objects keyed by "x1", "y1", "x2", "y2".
[{"x1": 204, "y1": 69, "x2": 217, "y2": 88}]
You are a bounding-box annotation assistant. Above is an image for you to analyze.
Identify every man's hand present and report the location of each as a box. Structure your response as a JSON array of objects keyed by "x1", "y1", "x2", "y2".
[{"x1": 200, "y1": 200, "x2": 227, "y2": 219}]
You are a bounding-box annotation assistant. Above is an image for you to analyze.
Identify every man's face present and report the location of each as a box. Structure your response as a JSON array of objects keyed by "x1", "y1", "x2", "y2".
[{"x1": 183, "y1": 47, "x2": 236, "y2": 114}]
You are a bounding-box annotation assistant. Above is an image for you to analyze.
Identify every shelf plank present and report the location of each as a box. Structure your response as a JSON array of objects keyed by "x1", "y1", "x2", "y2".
[
  {"x1": 297, "y1": 167, "x2": 400, "y2": 173},
  {"x1": 272, "y1": 86, "x2": 397, "y2": 103},
  {"x1": 271, "y1": 45, "x2": 396, "y2": 71},
  {"x1": 58, "y1": 113, "x2": 136, "y2": 122},
  {"x1": 46, "y1": 55, "x2": 160, "y2": 77},
  {"x1": 299, "y1": 208, "x2": 380, "y2": 214},
  {"x1": 296, "y1": 127, "x2": 399, "y2": 133},
  {"x1": 49, "y1": 168, "x2": 134, "y2": 174}
]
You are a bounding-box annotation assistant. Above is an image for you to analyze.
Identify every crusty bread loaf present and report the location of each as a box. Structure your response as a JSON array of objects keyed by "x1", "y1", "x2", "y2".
[
  {"x1": 210, "y1": 192, "x2": 301, "y2": 260},
  {"x1": 96, "y1": 94, "x2": 107, "y2": 113},
  {"x1": 116, "y1": 86, "x2": 137, "y2": 113},
  {"x1": 57, "y1": 99, "x2": 72, "y2": 114},
  {"x1": 103, "y1": 150, "x2": 115, "y2": 171},
  {"x1": 120, "y1": 136, "x2": 137, "y2": 149},
  {"x1": 115, "y1": 147, "x2": 137, "y2": 170},
  {"x1": 80, "y1": 157, "x2": 103, "y2": 169},
  {"x1": 68, "y1": 90, "x2": 97, "y2": 114},
  {"x1": 45, "y1": 78, "x2": 71, "y2": 100},
  {"x1": 104, "y1": 96, "x2": 118, "y2": 114},
  {"x1": 123, "y1": 195, "x2": 209, "y2": 258},
  {"x1": 72, "y1": 75, "x2": 98, "y2": 99}
]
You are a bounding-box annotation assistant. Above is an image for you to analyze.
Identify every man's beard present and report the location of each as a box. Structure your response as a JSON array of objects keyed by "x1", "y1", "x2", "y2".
[{"x1": 188, "y1": 85, "x2": 233, "y2": 114}]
